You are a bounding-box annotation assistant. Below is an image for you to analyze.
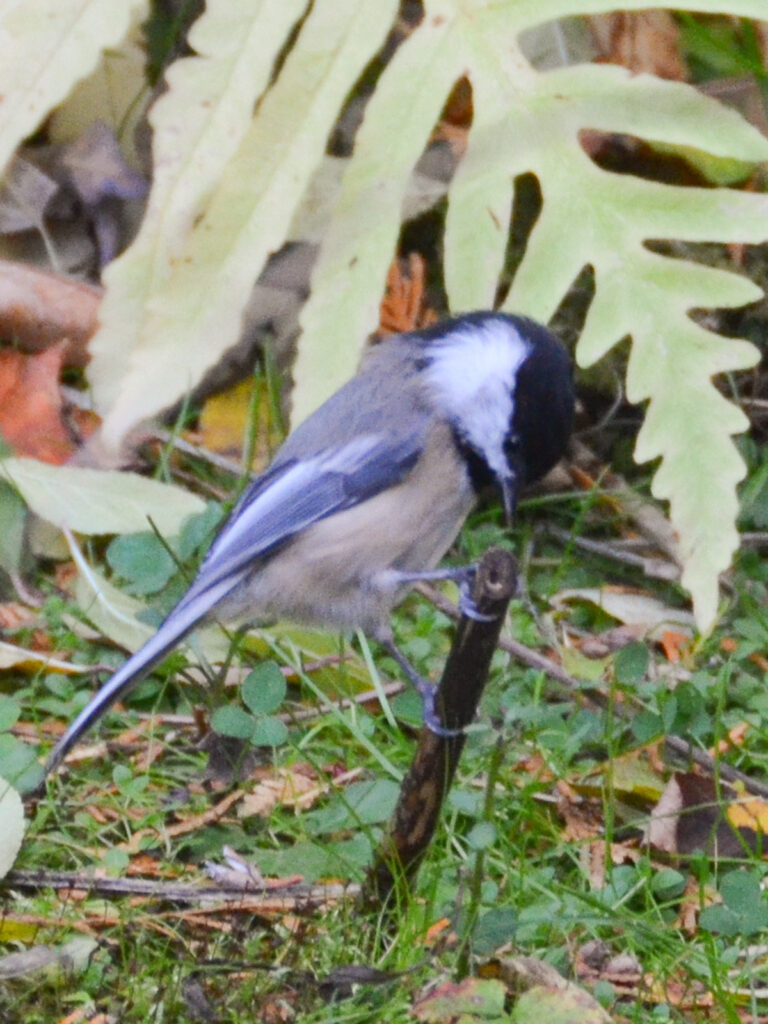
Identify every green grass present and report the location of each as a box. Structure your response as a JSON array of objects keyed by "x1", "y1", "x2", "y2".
[{"x1": 3, "y1": 465, "x2": 768, "y2": 1023}]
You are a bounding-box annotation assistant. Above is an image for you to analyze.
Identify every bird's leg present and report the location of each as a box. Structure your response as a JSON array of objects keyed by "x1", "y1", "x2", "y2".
[
  {"x1": 378, "y1": 637, "x2": 462, "y2": 737},
  {"x1": 387, "y1": 565, "x2": 497, "y2": 623}
]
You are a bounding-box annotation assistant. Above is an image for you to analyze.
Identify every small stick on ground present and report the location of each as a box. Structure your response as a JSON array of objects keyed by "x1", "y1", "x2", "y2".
[{"x1": 364, "y1": 547, "x2": 517, "y2": 907}]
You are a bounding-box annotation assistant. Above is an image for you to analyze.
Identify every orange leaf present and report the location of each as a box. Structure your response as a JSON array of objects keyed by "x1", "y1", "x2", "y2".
[
  {"x1": 378, "y1": 253, "x2": 437, "y2": 335},
  {"x1": 424, "y1": 917, "x2": 454, "y2": 946},
  {"x1": 0, "y1": 342, "x2": 75, "y2": 463},
  {"x1": 660, "y1": 630, "x2": 688, "y2": 662},
  {"x1": 711, "y1": 721, "x2": 749, "y2": 755}
]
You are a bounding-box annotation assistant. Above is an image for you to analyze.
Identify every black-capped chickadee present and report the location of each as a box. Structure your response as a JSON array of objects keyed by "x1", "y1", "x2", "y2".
[{"x1": 45, "y1": 312, "x2": 574, "y2": 774}]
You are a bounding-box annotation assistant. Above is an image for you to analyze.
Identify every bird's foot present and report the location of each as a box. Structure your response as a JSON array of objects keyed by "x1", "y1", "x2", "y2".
[
  {"x1": 387, "y1": 563, "x2": 498, "y2": 623},
  {"x1": 413, "y1": 674, "x2": 464, "y2": 738},
  {"x1": 380, "y1": 638, "x2": 463, "y2": 737},
  {"x1": 456, "y1": 567, "x2": 496, "y2": 623}
]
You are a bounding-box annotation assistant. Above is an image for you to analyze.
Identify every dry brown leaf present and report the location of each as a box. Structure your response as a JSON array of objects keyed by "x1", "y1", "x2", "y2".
[
  {"x1": 643, "y1": 971, "x2": 714, "y2": 1010},
  {"x1": 117, "y1": 789, "x2": 246, "y2": 854},
  {"x1": 514, "y1": 751, "x2": 552, "y2": 782},
  {"x1": 646, "y1": 772, "x2": 768, "y2": 858},
  {"x1": 126, "y1": 854, "x2": 191, "y2": 879},
  {"x1": 575, "y1": 941, "x2": 643, "y2": 995},
  {"x1": 0, "y1": 602, "x2": 37, "y2": 629},
  {"x1": 238, "y1": 764, "x2": 359, "y2": 819},
  {"x1": 589, "y1": 11, "x2": 686, "y2": 79},
  {"x1": 728, "y1": 795, "x2": 768, "y2": 833},
  {"x1": 676, "y1": 876, "x2": 706, "y2": 935},
  {"x1": 0, "y1": 911, "x2": 104, "y2": 938},
  {"x1": 423, "y1": 917, "x2": 454, "y2": 947},
  {"x1": 581, "y1": 840, "x2": 642, "y2": 891},
  {"x1": 0, "y1": 260, "x2": 99, "y2": 366},
  {"x1": 58, "y1": 1009, "x2": 108, "y2": 1024},
  {"x1": 238, "y1": 773, "x2": 314, "y2": 819}
]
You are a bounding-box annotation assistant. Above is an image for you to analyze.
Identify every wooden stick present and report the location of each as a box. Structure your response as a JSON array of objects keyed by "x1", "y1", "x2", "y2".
[{"x1": 364, "y1": 547, "x2": 517, "y2": 905}]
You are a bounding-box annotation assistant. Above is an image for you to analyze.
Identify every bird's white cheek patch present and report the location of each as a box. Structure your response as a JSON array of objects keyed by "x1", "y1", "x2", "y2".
[
  {"x1": 423, "y1": 322, "x2": 531, "y2": 480},
  {"x1": 425, "y1": 322, "x2": 530, "y2": 410}
]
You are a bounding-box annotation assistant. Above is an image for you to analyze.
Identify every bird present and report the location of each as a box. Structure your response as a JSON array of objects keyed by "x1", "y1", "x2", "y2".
[{"x1": 45, "y1": 311, "x2": 573, "y2": 775}]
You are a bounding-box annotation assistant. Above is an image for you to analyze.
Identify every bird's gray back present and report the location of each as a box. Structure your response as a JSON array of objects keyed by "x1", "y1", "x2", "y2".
[{"x1": 276, "y1": 340, "x2": 428, "y2": 463}]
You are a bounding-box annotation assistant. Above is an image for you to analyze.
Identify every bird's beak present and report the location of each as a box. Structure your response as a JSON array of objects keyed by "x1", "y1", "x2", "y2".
[{"x1": 500, "y1": 474, "x2": 517, "y2": 526}]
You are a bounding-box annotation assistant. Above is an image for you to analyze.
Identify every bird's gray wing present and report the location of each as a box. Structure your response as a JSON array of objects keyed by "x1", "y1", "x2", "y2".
[{"x1": 175, "y1": 430, "x2": 422, "y2": 611}]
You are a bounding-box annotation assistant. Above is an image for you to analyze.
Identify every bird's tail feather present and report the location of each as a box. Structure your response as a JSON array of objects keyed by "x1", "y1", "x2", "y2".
[{"x1": 44, "y1": 578, "x2": 236, "y2": 776}]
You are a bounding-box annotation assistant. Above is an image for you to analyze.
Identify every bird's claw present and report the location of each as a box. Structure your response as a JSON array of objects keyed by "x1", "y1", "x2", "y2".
[
  {"x1": 457, "y1": 570, "x2": 497, "y2": 623},
  {"x1": 417, "y1": 678, "x2": 464, "y2": 738},
  {"x1": 379, "y1": 637, "x2": 465, "y2": 737}
]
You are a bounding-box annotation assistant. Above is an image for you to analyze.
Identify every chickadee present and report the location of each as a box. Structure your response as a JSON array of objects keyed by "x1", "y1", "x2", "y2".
[{"x1": 45, "y1": 312, "x2": 573, "y2": 774}]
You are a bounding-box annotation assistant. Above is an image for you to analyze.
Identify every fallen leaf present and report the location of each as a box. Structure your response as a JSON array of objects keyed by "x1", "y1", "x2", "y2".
[
  {"x1": 710, "y1": 721, "x2": 749, "y2": 755},
  {"x1": 660, "y1": 630, "x2": 689, "y2": 662},
  {"x1": 197, "y1": 379, "x2": 256, "y2": 459},
  {"x1": 1, "y1": 457, "x2": 206, "y2": 535},
  {"x1": 552, "y1": 586, "x2": 695, "y2": 638},
  {"x1": 727, "y1": 797, "x2": 768, "y2": 834},
  {"x1": 575, "y1": 749, "x2": 667, "y2": 804},
  {"x1": 589, "y1": 10, "x2": 685, "y2": 79},
  {"x1": 0, "y1": 641, "x2": 82, "y2": 673},
  {"x1": 117, "y1": 789, "x2": 245, "y2": 855},
  {"x1": 643, "y1": 971, "x2": 714, "y2": 1010},
  {"x1": 511, "y1": 983, "x2": 613, "y2": 1023},
  {"x1": 0, "y1": 936, "x2": 97, "y2": 980},
  {"x1": 413, "y1": 977, "x2": 507, "y2": 1021},
  {"x1": 646, "y1": 772, "x2": 768, "y2": 858},
  {"x1": 0, "y1": 602, "x2": 37, "y2": 629},
  {"x1": 0, "y1": 260, "x2": 100, "y2": 366},
  {"x1": 378, "y1": 253, "x2": 437, "y2": 335},
  {"x1": 0, "y1": 344, "x2": 75, "y2": 463},
  {"x1": 424, "y1": 917, "x2": 453, "y2": 946},
  {"x1": 496, "y1": 956, "x2": 613, "y2": 1023},
  {"x1": 238, "y1": 766, "x2": 323, "y2": 819},
  {"x1": 0, "y1": 782, "x2": 24, "y2": 879}
]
